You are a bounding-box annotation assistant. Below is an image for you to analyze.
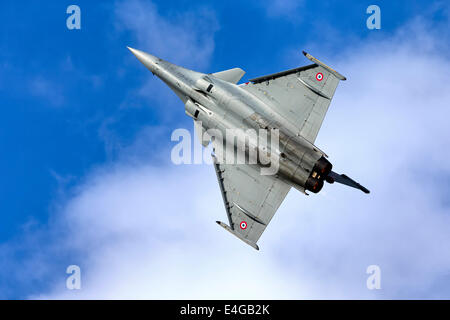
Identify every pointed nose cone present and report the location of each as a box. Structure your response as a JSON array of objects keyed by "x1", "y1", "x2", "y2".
[
  {"x1": 126, "y1": 46, "x2": 205, "y2": 104},
  {"x1": 127, "y1": 46, "x2": 159, "y2": 72}
]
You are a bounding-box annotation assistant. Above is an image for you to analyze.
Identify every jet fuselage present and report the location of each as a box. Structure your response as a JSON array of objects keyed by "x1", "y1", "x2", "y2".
[{"x1": 128, "y1": 48, "x2": 332, "y2": 193}]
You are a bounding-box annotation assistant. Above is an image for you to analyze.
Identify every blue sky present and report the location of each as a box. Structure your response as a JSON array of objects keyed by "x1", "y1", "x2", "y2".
[{"x1": 1, "y1": 0, "x2": 450, "y2": 299}]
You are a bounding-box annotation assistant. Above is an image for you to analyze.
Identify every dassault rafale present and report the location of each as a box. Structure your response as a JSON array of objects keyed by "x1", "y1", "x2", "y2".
[{"x1": 128, "y1": 47, "x2": 369, "y2": 250}]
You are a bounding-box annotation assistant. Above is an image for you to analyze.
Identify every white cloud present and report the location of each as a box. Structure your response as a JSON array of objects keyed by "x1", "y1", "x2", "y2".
[{"x1": 34, "y1": 163, "x2": 304, "y2": 299}]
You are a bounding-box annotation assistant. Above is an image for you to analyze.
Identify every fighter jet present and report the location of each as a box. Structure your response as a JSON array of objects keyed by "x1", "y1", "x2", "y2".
[{"x1": 128, "y1": 47, "x2": 369, "y2": 250}]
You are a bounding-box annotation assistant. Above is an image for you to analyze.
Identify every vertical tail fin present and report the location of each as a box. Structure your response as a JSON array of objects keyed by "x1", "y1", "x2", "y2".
[{"x1": 326, "y1": 171, "x2": 370, "y2": 194}]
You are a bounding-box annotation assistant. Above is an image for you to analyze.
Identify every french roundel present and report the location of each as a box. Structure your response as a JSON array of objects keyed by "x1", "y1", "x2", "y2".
[
  {"x1": 316, "y1": 72, "x2": 323, "y2": 81},
  {"x1": 240, "y1": 221, "x2": 247, "y2": 230}
]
